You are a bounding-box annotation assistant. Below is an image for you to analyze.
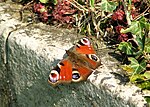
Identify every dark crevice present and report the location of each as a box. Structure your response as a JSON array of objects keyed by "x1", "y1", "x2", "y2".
[{"x1": 1, "y1": 29, "x2": 19, "y2": 107}]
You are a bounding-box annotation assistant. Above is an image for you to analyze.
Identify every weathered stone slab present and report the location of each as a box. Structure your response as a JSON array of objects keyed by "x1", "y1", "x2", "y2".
[{"x1": 0, "y1": 1, "x2": 147, "y2": 107}]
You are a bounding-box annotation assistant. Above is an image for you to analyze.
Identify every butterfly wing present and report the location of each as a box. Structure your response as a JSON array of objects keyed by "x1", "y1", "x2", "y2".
[
  {"x1": 68, "y1": 37, "x2": 101, "y2": 69},
  {"x1": 48, "y1": 59, "x2": 73, "y2": 86},
  {"x1": 72, "y1": 64, "x2": 93, "y2": 83},
  {"x1": 48, "y1": 59, "x2": 92, "y2": 86}
]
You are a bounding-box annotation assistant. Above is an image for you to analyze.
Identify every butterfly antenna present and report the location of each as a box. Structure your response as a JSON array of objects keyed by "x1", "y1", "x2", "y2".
[{"x1": 48, "y1": 45, "x2": 67, "y2": 51}]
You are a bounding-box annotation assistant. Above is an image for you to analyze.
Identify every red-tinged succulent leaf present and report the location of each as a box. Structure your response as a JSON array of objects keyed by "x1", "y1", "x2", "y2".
[
  {"x1": 130, "y1": 5, "x2": 139, "y2": 20},
  {"x1": 132, "y1": 0, "x2": 140, "y2": 3},
  {"x1": 52, "y1": 0, "x2": 76, "y2": 24},
  {"x1": 115, "y1": 25, "x2": 124, "y2": 34},
  {"x1": 33, "y1": 3, "x2": 49, "y2": 22},
  {"x1": 118, "y1": 34, "x2": 129, "y2": 42},
  {"x1": 112, "y1": 9, "x2": 125, "y2": 21}
]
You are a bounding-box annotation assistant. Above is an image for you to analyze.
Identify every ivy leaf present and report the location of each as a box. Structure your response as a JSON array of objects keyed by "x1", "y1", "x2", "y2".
[
  {"x1": 128, "y1": 57, "x2": 146, "y2": 74},
  {"x1": 39, "y1": 0, "x2": 49, "y2": 3},
  {"x1": 118, "y1": 42, "x2": 134, "y2": 55},
  {"x1": 117, "y1": 38, "x2": 145, "y2": 56},
  {"x1": 133, "y1": 36, "x2": 145, "y2": 57},
  {"x1": 136, "y1": 36, "x2": 144, "y2": 50},
  {"x1": 140, "y1": 17, "x2": 150, "y2": 30},
  {"x1": 100, "y1": 0, "x2": 117, "y2": 12},
  {"x1": 121, "y1": 21, "x2": 141, "y2": 35},
  {"x1": 144, "y1": 38, "x2": 150, "y2": 53},
  {"x1": 144, "y1": 71, "x2": 150, "y2": 79},
  {"x1": 121, "y1": 17, "x2": 149, "y2": 37}
]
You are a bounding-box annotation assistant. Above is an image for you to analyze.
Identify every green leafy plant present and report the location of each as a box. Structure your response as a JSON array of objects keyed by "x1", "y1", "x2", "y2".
[
  {"x1": 118, "y1": 15, "x2": 150, "y2": 102},
  {"x1": 111, "y1": 0, "x2": 150, "y2": 103}
]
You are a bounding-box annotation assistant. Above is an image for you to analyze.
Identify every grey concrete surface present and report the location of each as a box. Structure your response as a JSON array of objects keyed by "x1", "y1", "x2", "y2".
[{"x1": 0, "y1": 1, "x2": 147, "y2": 107}]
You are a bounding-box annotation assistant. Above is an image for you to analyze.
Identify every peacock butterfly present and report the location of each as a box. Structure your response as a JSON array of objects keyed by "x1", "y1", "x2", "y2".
[{"x1": 48, "y1": 37, "x2": 101, "y2": 86}]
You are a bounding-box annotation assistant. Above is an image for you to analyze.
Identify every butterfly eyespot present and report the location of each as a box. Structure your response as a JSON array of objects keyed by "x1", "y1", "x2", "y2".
[
  {"x1": 72, "y1": 70, "x2": 81, "y2": 82},
  {"x1": 87, "y1": 54, "x2": 100, "y2": 62},
  {"x1": 80, "y1": 38, "x2": 90, "y2": 46},
  {"x1": 49, "y1": 70, "x2": 59, "y2": 83}
]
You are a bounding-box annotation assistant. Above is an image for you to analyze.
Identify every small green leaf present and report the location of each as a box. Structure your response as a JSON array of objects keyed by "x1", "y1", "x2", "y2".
[
  {"x1": 39, "y1": 0, "x2": 49, "y2": 3},
  {"x1": 145, "y1": 96, "x2": 150, "y2": 104},
  {"x1": 90, "y1": 0, "x2": 95, "y2": 8},
  {"x1": 78, "y1": 0, "x2": 86, "y2": 5},
  {"x1": 136, "y1": 36, "x2": 144, "y2": 50},
  {"x1": 118, "y1": 42, "x2": 134, "y2": 55},
  {"x1": 52, "y1": 0, "x2": 57, "y2": 5},
  {"x1": 121, "y1": 65, "x2": 134, "y2": 73},
  {"x1": 144, "y1": 71, "x2": 150, "y2": 79},
  {"x1": 130, "y1": 74, "x2": 145, "y2": 83},
  {"x1": 128, "y1": 58, "x2": 146, "y2": 74},
  {"x1": 139, "y1": 17, "x2": 150, "y2": 30},
  {"x1": 137, "y1": 81, "x2": 150, "y2": 90},
  {"x1": 134, "y1": 36, "x2": 145, "y2": 56},
  {"x1": 40, "y1": 7, "x2": 46, "y2": 13},
  {"x1": 145, "y1": 38, "x2": 150, "y2": 53},
  {"x1": 100, "y1": 0, "x2": 118, "y2": 12}
]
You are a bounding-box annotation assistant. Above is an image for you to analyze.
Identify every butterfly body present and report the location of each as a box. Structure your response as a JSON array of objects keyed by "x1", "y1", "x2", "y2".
[{"x1": 48, "y1": 38, "x2": 101, "y2": 86}]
